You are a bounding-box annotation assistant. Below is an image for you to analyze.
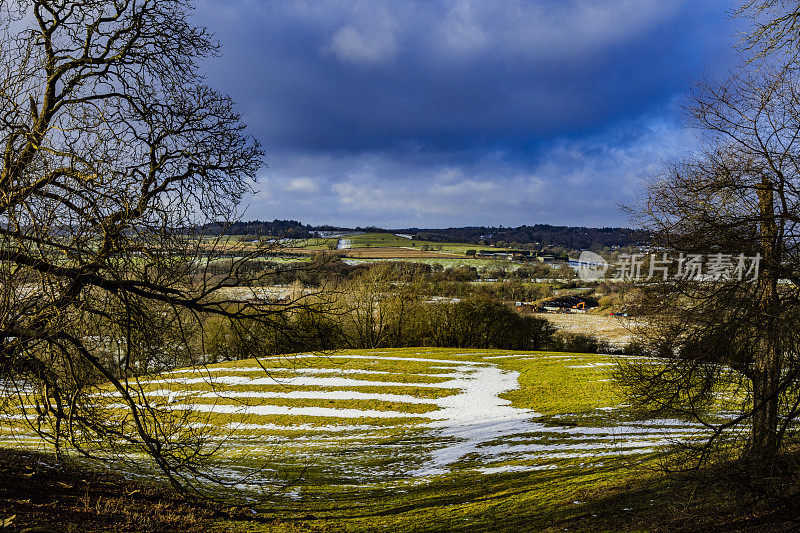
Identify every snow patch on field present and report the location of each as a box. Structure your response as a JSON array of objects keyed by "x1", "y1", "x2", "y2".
[
  {"x1": 226, "y1": 422, "x2": 380, "y2": 432},
  {"x1": 201, "y1": 390, "x2": 438, "y2": 404},
  {"x1": 145, "y1": 375, "x2": 456, "y2": 389},
  {"x1": 169, "y1": 367, "x2": 397, "y2": 375},
  {"x1": 111, "y1": 402, "x2": 428, "y2": 419},
  {"x1": 566, "y1": 363, "x2": 617, "y2": 369},
  {"x1": 483, "y1": 354, "x2": 541, "y2": 360},
  {"x1": 413, "y1": 364, "x2": 541, "y2": 476},
  {"x1": 277, "y1": 353, "x2": 487, "y2": 366},
  {"x1": 478, "y1": 463, "x2": 559, "y2": 474}
]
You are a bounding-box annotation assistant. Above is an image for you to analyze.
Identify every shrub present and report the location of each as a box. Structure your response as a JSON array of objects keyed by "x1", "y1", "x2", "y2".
[{"x1": 548, "y1": 331, "x2": 611, "y2": 354}]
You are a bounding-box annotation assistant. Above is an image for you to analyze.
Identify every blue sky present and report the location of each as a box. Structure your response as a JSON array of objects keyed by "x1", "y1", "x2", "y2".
[{"x1": 194, "y1": 0, "x2": 740, "y2": 228}]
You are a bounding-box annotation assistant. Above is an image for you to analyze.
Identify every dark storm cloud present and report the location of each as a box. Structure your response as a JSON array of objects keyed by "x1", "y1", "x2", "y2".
[{"x1": 193, "y1": 0, "x2": 738, "y2": 227}]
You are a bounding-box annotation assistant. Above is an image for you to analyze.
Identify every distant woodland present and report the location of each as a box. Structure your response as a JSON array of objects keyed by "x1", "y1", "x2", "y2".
[{"x1": 202, "y1": 220, "x2": 649, "y2": 249}]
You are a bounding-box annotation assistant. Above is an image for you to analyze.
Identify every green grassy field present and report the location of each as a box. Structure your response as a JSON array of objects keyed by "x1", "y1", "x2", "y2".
[
  {"x1": 341, "y1": 257, "x2": 523, "y2": 271},
  {"x1": 344, "y1": 232, "x2": 511, "y2": 255},
  {"x1": 0, "y1": 348, "x2": 716, "y2": 531}
]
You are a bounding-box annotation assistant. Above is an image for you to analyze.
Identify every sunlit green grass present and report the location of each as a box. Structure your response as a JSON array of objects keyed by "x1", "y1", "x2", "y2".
[
  {"x1": 1, "y1": 347, "x2": 711, "y2": 532},
  {"x1": 345, "y1": 232, "x2": 512, "y2": 255},
  {"x1": 491, "y1": 352, "x2": 623, "y2": 417}
]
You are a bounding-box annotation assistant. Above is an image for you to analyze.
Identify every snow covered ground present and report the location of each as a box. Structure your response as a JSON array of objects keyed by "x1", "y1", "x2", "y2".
[{"x1": 0, "y1": 349, "x2": 708, "y2": 488}]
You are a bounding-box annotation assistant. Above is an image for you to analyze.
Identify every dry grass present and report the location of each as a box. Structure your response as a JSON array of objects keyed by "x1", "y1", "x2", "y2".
[
  {"x1": 0, "y1": 449, "x2": 220, "y2": 532},
  {"x1": 535, "y1": 312, "x2": 638, "y2": 348}
]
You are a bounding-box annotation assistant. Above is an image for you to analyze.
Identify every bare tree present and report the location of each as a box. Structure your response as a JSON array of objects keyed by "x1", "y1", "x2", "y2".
[
  {"x1": 623, "y1": 65, "x2": 800, "y2": 486},
  {"x1": 0, "y1": 0, "x2": 312, "y2": 499},
  {"x1": 337, "y1": 263, "x2": 423, "y2": 349},
  {"x1": 738, "y1": 0, "x2": 800, "y2": 64}
]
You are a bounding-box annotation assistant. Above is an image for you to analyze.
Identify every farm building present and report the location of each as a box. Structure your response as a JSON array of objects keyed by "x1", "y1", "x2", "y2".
[{"x1": 541, "y1": 295, "x2": 599, "y2": 313}]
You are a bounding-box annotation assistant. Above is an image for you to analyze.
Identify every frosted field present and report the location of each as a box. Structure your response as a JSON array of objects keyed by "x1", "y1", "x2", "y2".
[
  {"x1": 535, "y1": 313, "x2": 639, "y2": 349},
  {"x1": 0, "y1": 348, "x2": 710, "y2": 503}
]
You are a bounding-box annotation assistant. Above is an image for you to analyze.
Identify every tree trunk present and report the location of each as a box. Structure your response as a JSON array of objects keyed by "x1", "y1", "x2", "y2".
[
  {"x1": 751, "y1": 346, "x2": 781, "y2": 457},
  {"x1": 749, "y1": 178, "x2": 781, "y2": 465}
]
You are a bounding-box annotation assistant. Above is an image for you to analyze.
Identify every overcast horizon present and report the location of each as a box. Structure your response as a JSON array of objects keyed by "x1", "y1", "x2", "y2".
[{"x1": 194, "y1": 0, "x2": 741, "y2": 229}]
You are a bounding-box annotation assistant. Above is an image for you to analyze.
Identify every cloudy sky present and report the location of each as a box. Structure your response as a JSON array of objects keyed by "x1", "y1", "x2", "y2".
[{"x1": 193, "y1": 0, "x2": 740, "y2": 229}]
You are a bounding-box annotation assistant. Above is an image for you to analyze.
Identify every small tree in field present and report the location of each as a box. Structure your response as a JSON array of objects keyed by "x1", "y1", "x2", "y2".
[
  {"x1": 337, "y1": 263, "x2": 423, "y2": 348},
  {"x1": 0, "y1": 0, "x2": 313, "y2": 498}
]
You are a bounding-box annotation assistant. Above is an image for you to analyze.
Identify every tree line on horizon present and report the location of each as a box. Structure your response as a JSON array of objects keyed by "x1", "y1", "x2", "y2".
[{"x1": 202, "y1": 219, "x2": 650, "y2": 249}]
